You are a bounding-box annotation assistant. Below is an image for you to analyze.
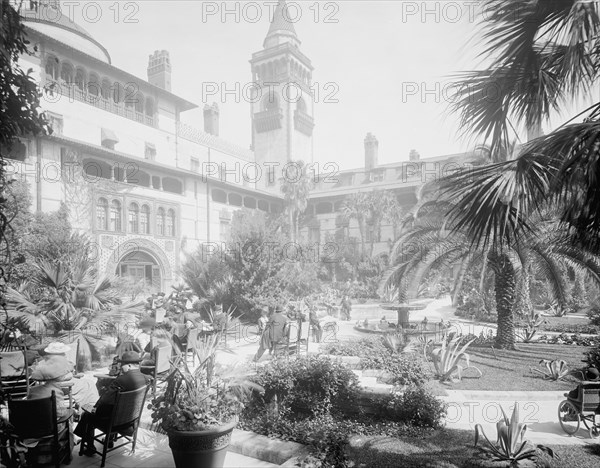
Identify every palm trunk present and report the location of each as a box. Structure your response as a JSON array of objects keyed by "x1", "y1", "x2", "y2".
[
  {"x1": 289, "y1": 209, "x2": 295, "y2": 242},
  {"x1": 515, "y1": 262, "x2": 532, "y2": 317},
  {"x1": 489, "y1": 251, "x2": 516, "y2": 350}
]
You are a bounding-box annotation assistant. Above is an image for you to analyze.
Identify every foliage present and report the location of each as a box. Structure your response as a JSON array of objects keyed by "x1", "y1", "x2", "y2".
[
  {"x1": 474, "y1": 403, "x2": 555, "y2": 467},
  {"x1": 587, "y1": 306, "x2": 600, "y2": 326},
  {"x1": 322, "y1": 337, "x2": 429, "y2": 387},
  {"x1": 248, "y1": 356, "x2": 361, "y2": 418},
  {"x1": 455, "y1": 289, "x2": 497, "y2": 323},
  {"x1": 583, "y1": 344, "x2": 600, "y2": 371},
  {"x1": 429, "y1": 335, "x2": 482, "y2": 382},
  {"x1": 531, "y1": 359, "x2": 571, "y2": 381},
  {"x1": 241, "y1": 412, "x2": 427, "y2": 468},
  {"x1": 280, "y1": 160, "x2": 314, "y2": 242},
  {"x1": 380, "y1": 386, "x2": 447, "y2": 428},
  {"x1": 456, "y1": 331, "x2": 496, "y2": 348},
  {"x1": 150, "y1": 332, "x2": 261, "y2": 431},
  {"x1": 1, "y1": 0, "x2": 51, "y2": 295},
  {"x1": 5, "y1": 246, "x2": 139, "y2": 370},
  {"x1": 518, "y1": 309, "x2": 545, "y2": 343},
  {"x1": 538, "y1": 333, "x2": 600, "y2": 347}
]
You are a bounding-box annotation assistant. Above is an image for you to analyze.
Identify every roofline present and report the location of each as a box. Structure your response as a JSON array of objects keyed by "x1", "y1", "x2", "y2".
[
  {"x1": 45, "y1": 134, "x2": 283, "y2": 200},
  {"x1": 27, "y1": 27, "x2": 198, "y2": 112},
  {"x1": 23, "y1": 16, "x2": 112, "y2": 64}
]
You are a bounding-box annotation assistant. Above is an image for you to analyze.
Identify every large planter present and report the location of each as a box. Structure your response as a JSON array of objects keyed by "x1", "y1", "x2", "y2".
[{"x1": 168, "y1": 420, "x2": 237, "y2": 468}]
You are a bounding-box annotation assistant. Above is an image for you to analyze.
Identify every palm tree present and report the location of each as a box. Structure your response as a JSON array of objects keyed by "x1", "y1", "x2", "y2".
[
  {"x1": 6, "y1": 258, "x2": 136, "y2": 370},
  {"x1": 280, "y1": 160, "x2": 313, "y2": 243},
  {"x1": 448, "y1": 1, "x2": 600, "y2": 253},
  {"x1": 381, "y1": 201, "x2": 600, "y2": 349},
  {"x1": 342, "y1": 192, "x2": 370, "y2": 256}
]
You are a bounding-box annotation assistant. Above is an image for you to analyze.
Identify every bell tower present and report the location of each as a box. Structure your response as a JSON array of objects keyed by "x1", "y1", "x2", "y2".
[{"x1": 250, "y1": 0, "x2": 315, "y2": 192}]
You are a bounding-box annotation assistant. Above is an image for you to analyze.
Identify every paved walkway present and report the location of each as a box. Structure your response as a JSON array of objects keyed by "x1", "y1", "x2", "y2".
[
  {"x1": 68, "y1": 428, "x2": 280, "y2": 467},
  {"x1": 439, "y1": 390, "x2": 599, "y2": 446}
]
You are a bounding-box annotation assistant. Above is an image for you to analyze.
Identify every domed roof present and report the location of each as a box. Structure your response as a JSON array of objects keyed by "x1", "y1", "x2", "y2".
[{"x1": 21, "y1": 3, "x2": 111, "y2": 63}]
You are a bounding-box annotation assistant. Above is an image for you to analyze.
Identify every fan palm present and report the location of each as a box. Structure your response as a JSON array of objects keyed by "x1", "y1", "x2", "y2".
[
  {"x1": 381, "y1": 201, "x2": 600, "y2": 349},
  {"x1": 448, "y1": 0, "x2": 600, "y2": 253},
  {"x1": 6, "y1": 259, "x2": 140, "y2": 370}
]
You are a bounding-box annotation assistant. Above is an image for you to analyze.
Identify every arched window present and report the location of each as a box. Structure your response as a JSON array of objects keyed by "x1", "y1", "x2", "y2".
[
  {"x1": 261, "y1": 93, "x2": 279, "y2": 111},
  {"x1": 60, "y1": 62, "x2": 73, "y2": 83},
  {"x1": 113, "y1": 81, "x2": 123, "y2": 104},
  {"x1": 110, "y1": 200, "x2": 122, "y2": 232},
  {"x1": 74, "y1": 68, "x2": 86, "y2": 91},
  {"x1": 45, "y1": 56, "x2": 59, "y2": 80},
  {"x1": 140, "y1": 204, "x2": 150, "y2": 234},
  {"x1": 157, "y1": 208, "x2": 165, "y2": 236},
  {"x1": 135, "y1": 92, "x2": 144, "y2": 113},
  {"x1": 128, "y1": 202, "x2": 139, "y2": 233},
  {"x1": 96, "y1": 198, "x2": 108, "y2": 230},
  {"x1": 101, "y1": 79, "x2": 111, "y2": 100},
  {"x1": 145, "y1": 97, "x2": 154, "y2": 116},
  {"x1": 88, "y1": 73, "x2": 100, "y2": 97},
  {"x1": 296, "y1": 97, "x2": 307, "y2": 114},
  {"x1": 166, "y1": 209, "x2": 175, "y2": 237}
]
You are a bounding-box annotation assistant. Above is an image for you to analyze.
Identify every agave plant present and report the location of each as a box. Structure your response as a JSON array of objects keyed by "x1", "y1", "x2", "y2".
[
  {"x1": 519, "y1": 310, "x2": 545, "y2": 343},
  {"x1": 382, "y1": 332, "x2": 417, "y2": 355},
  {"x1": 429, "y1": 335, "x2": 482, "y2": 382},
  {"x1": 531, "y1": 359, "x2": 571, "y2": 381},
  {"x1": 475, "y1": 403, "x2": 555, "y2": 467}
]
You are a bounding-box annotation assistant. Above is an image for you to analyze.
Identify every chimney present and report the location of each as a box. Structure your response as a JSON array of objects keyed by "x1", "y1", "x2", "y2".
[
  {"x1": 409, "y1": 149, "x2": 420, "y2": 161},
  {"x1": 203, "y1": 103, "x2": 220, "y2": 136},
  {"x1": 364, "y1": 133, "x2": 378, "y2": 171},
  {"x1": 147, "y1": 50, "x2": 171, "y2": 91}
]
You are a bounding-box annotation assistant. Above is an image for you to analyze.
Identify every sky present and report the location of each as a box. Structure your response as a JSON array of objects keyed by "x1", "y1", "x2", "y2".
[{"x1": 55, "y1": 1, "x2": 495, "y2": 168}]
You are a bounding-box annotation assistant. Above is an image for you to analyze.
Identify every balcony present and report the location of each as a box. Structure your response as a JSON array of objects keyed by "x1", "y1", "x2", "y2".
[
  {"x1": 294, "y1": 109, "x2": 314, "y2": 136},
  {"x1": 254, "y1": 108, "x2": 283, "y2": 133},
  {"x1": 51, "y1": 80, "x2": 156, "y2": 127}
]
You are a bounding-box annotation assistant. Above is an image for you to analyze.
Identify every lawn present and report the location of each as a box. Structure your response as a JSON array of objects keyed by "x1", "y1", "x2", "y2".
[
  {"x1": 427, "y1": 343, "x2": 591, "y2": 394},
  {"x1": 347, "y1": 428, "x2": 600, "y2": 467}
]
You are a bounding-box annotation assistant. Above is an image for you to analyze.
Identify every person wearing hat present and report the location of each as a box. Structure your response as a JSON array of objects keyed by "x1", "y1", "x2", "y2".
[
  {"x1": 253, "y1": 304, "x2": 290, "y2": 362},
  {"x1": 74, "y1": 351, "x2": 150, "y2": 455},
  {"x1": 29, "y1": 356, "x2": 72, "y2": 419}
]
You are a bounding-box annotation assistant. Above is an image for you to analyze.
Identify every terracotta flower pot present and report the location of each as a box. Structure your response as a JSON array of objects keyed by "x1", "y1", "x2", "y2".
[{"x1": 168, "y1": 420, "x2": 237, "y2": 468}]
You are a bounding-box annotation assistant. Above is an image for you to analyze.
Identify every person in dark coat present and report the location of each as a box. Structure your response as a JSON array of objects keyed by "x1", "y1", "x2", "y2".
[
  {"x1": 253, "y1": 305, "x2": 289, "y2": 362},
  {"x1": 75, "y1": 351, "x2": 150, "y2": 455}
]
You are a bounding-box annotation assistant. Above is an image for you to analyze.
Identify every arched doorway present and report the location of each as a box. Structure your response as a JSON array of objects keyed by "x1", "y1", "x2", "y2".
[{"x1": 116, "y1": 250, "x2": 162, "y2": 291}]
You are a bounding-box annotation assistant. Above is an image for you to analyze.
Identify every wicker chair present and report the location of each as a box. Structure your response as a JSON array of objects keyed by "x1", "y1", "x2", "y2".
[
  {"x1": 79, "y1": 385, "x2": 149, "y2": 467},
  {"x1": 0, "y1": 349, "x2": 31, "y2": 399}
]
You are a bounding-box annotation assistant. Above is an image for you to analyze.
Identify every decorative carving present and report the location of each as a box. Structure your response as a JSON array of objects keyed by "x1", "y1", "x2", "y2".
[
  {"x1": 165, "y1": 241, "x2": 174, "y2": 252},
  {"x1": 101, "y1": 235, "x2": 114, "y2": 248},
  {"x1": 103, "y1": 237, "x2": 173, "y2": 283},
  {"x1": 254, "y1": 108, "x2": 283, "y2": 133}
]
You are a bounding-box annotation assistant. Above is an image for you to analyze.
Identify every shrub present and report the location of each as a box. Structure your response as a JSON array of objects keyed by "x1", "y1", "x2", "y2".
[
  {"x1": 322, "y1": 337, "x2": 430, "y2": 387},
  {"x1": 249, "y1": 356, "x2": 361, "y2": 418},
  {"x1": 380, "y1": 387, "x2": 447, "y2": 428},
  {"x1": 583, "y1": 345, "x2": 600, "y2": 371},
  {"x1": 587, "y1": 306, "x2": 600, "y2": 326}
]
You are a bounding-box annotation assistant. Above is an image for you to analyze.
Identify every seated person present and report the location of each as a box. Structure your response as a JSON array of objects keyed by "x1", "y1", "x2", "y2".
[
  {"x1": 379, "y1": 316, "x2": 389, "y2": 330},
  {"x1": 33, "y1": 343, "x2": 99, "y2": 412},
  {"x1": 567, "y1": 367, "x2": 600, "y2": 400},
  {"x1": 29, "y1": 356, "x2": 72, "y2": 420},
  {"x1": 75, "y1": 352, "x2": 150, "y2": 455}
]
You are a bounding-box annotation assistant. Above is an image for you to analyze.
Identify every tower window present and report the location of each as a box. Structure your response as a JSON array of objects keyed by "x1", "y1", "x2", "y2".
[
  {"x1": 261, "y1": 93, "x2": 279, "y2": 111},
  {"x1": 45, "y1": 56, "x2": 59, "y2": 81},
  {"x1": 145, "y1": 142, "x2": 156, "y2": 160}
]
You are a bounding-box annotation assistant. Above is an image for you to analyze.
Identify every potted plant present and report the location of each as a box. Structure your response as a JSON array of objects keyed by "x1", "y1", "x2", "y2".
[{"x1": 149, "y1": 332, "x2": 262, "y2": 468}]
